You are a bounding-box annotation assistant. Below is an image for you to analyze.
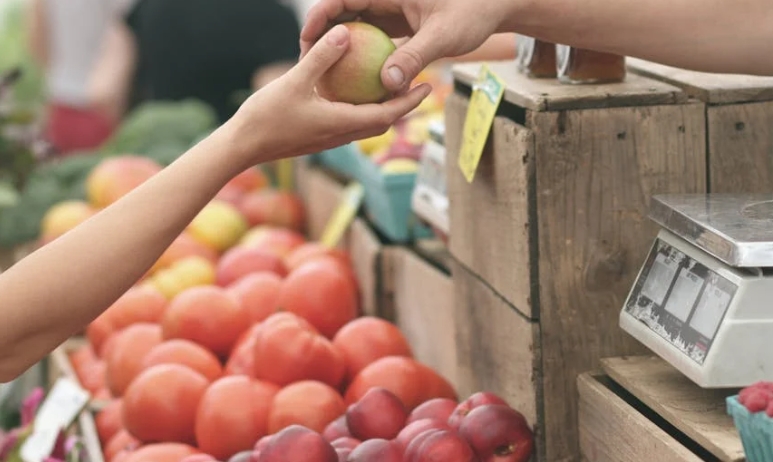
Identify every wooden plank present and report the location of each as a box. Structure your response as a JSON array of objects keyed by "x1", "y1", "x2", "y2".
[
  {"x1": 344, "y1": 218, "x2": 383, "y2": 318},
  {"x1": 452, "y1": 61, "x2": 686, "y2": 111},
  {"x1": 445, "y1": 92, "x2": 535, "y2": 318},
  {"x1": 451, "y1": 260, "x2": 539, "y2": 435},
  {"x1": 706, "y1": 101, "x2": 773, "y2": 193},
  {"x1": 628, "y1": 58, "x2": 773, "y2": 105},
  {"x1": 601, "y1": 356, "x2": 744, "y2": 462},
  {"x1": 295, "y1": 161, "x2": 345, "y2": 241},
  {"x1": 578, "y1": 373, "x2": 703, "y2": 462},
  {"x1": 531, "y1": 101, "x2": 707, "y2": 462},
  {"x1": 390, "y1": 247, "x2": 457, "y2": 384}
]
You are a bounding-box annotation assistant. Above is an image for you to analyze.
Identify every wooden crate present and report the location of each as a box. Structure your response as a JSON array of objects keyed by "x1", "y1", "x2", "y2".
[
  {"x1": 579, "y1": 356, "x2": 744, "y2": 462},
  {"x1": 450, "y1": 260, "x2": 540, "y2": 435},
  {"x1": 628, "y1": 59, "x2": 773, "y2": 193},
  {"x1": 446, "y1": 61, "x2": 707, "y2": 462},
  {"x1": 48, "y1": 337, "x2": 105, "y2": 462},
  {"x1": 380, "y1": 244, "x2": 457, "y2": 384}
]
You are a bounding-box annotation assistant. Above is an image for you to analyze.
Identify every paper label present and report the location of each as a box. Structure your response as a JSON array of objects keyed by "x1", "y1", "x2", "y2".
[
  {"x1": 320, "y1": 182, "x2": 364, "y2": 248},
  {"x1": 458, "y1": 65, "x2": 506, "y2": 183}
]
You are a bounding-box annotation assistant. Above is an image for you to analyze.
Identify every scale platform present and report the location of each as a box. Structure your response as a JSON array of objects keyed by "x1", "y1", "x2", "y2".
[{"x1": 620, "y1": 194, "x2": 773, "y2": 388}]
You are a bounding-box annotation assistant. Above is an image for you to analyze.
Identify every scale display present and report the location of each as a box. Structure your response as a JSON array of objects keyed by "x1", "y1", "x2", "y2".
[{"x1": 624, "y1": 238, "x2": 738, "y2": 365}]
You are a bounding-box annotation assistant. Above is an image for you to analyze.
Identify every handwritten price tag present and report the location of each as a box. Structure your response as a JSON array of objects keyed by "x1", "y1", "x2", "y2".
[
  {"x1": 458, "y1": 65, "x2": 505, "y2": 183},
  {"x1": 320, "y1": 182, "x2": 365, "y2": 248}
]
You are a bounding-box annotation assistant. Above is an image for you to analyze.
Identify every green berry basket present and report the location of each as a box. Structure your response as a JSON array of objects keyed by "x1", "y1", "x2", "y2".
[
  {"x1": 310, "y1": 143, "x2": 363, "y2": 180},
  {"x1": 358, "y1": 156, "x2": 433, "y2": 243},
  {"x1": 726, "y1": 395, "x2": 773, "y2": 461}
]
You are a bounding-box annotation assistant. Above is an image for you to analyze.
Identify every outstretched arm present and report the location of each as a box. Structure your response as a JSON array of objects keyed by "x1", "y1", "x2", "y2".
[{"x1": 0, "y1": 24, "x2": 432, "y2": 382}]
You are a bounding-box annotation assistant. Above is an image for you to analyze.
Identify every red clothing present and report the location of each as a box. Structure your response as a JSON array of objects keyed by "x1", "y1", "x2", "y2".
[{"x1": 45, "y1": 103, "x2": 116, "y2": 155}]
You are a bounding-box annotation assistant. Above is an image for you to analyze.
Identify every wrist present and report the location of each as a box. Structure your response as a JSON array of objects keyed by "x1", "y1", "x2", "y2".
[{"x1": 496, "y1": 0, "x2": 534, "y2": 34}]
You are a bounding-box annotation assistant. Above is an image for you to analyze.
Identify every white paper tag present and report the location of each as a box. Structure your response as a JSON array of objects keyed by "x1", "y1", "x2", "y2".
[{"x1": 21, "y1": 378, "x2": 89, "y2": 462}]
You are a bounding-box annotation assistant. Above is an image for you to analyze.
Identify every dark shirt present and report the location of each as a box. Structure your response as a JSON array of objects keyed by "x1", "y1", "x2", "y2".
[{"x1": 125, "y1": 0, "x2": 301, "y2": 123}]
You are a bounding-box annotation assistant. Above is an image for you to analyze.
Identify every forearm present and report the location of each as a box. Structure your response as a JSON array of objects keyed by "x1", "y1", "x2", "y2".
[
  {"x1": 505, "y1": 0, "x2": 773, "y2": 75},
  {"x1": 0, "y1": 125, "x2": 250, "y2": 381}
]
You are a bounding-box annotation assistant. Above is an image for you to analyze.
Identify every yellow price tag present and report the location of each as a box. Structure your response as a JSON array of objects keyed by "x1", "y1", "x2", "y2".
[
  {"x1": 320, "y1": 182, "x2": 365, "y2": 248},
  {"x1": 458, "y1": 65, "x2": 506, "y2": 183},
  {"x1": 276, "y1": 159, "x2": 294, "y2": 191}
]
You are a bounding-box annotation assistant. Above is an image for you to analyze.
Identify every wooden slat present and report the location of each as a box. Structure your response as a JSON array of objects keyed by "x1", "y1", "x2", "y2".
[
  {"x1": 578, "y1": 373, "x2": 703, "y2": 462},
  {"x1": 344, "y1": 218, "x2": 383, "y2": 318},
  {"x1": 452, "y1": 61, "x2": 687, "y2": 111},
  {"x1": 294, "y1": 161, "x2": 346, "y2": 241},
  {"x1": 530, "y1": 101, "x2": 707, "y2": 462},
  {"x1": 628, "y1": 58, "x2": 773, "y2": 105},
  {"x1": 601, "y1": 356, "x2": 744, "y2": 462}
]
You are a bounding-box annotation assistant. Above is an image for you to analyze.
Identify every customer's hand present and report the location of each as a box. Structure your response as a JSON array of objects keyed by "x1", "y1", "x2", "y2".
[
  {"x1": 227, "y1": 24, "x2": 432, "y2": 169},
  {"x1": 300, "y1": 0, "x2": 511, "y2": 93}
]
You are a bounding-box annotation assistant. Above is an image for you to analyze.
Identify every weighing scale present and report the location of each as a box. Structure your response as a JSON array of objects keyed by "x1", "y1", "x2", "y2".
[
  {"x1": 620, "y1": 194, "x2": 773, "y2": 388},
  {"x1": 411, "y1": 120, "x2": 449, "y2": 237}
]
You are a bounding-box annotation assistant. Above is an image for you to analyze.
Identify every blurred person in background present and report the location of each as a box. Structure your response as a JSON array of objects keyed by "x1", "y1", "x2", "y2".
[
  {"x1": 91, "y1": 0, "x2": 303, "y2": 125},
  {"x1": 26, "y1": 0, "x2": 137, "y2": 155}
]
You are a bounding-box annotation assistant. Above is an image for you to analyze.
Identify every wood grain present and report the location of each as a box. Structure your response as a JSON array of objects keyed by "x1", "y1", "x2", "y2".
[
  {"x1": 446, "y1": 92, "x2": 536, "y2": 318},
  {"x1": 531, "y1": 101, "x2": 707, "y2": 462},
  {"x1": 628, "y1": 58, "x2": 773, "y2": 105},
  {"x1": 390, "y1": 247, "x2": 457, "y2": 384},
  {"x1": 452, "y1": 61, "x2": 686, "y2": 112},
  {"x1": 345, "y1": 218, "x2": 384, "y2": 318},
  {"x1": 578, "y1": 373, "x2": 703, "y2": 462},
  {"x1": 707, "y1": 101, "x2": 773, "y2": 193},
  {"x1": 294, "y1": 160, "x2": 345, "y2": 241},
  {"x1": 451, "y1": 259, "x2": 540, "y2": 436},
  {"x1": 601, "y1": 356, "x2": 743, "y2": 462}
]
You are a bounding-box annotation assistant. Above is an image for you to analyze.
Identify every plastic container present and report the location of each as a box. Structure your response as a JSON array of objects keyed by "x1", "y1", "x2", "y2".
[
  {"x1": 311, "y1": 143, "x2": 363, "y2": 180},
  {"x1": 358, "y1": 157, "x2": 433, "y2": 243},
  {"x1": 726, "y1": 395, "x2": 773, "y2": 461}
]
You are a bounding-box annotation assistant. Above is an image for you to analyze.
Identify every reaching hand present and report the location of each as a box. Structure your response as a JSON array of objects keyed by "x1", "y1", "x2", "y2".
[
  {"x1": 228, "y1": 24, "x2": 432, "y2": 168},
  {"x1": 300, "y1": 0, "x2": 511, "y2": 93}
]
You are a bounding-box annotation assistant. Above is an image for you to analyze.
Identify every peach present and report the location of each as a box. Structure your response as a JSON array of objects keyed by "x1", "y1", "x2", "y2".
[
  {"x1": 40, "y1": 200, "x2": 96, "y2": 241},
  {"x1": 86, "y1": 156, "x2": 162, "y2": 208},
  {"x1": 227, "y1": 167, "x2": 269, "y2": 193},
  {"x1": 256, "y1": 425, "x2": 337, "y2": 462},
  {"x1": 335, "y1": 448, "x2": 351, "y2": 462},
  {"x1": 215, "y1": 183, "x2": 245, "y2": 206},
  {"x1": 237, "y1": 190, "x2": 305, "y2": 232},
  {"x1": 148, "y1": 256, "x2": 216, "y2": 300},
  {"x1": 448, "y1": 392, "x2": 509, "y2": 430},
  {"x1": 408, "y1": 430, "x2": 476, "y2": 462},
  {"x1": 395, "y1": 419, "x2": 452, "y2": 453},
  {"x1": 408, "y1": 398, "x2": 458, "y2": 425},
  {"x1": 188, "y1": 201, "x2": 249, "y2": 252},
  {"x1": 403, "y1": 429, "x2": 442, "y2": 461},
  {"x1": 457, "y1": 405, "x2": 534, "y2": 462},
  {"x1": 316, "y1": 22, "x2": 396, "y2": 104},
  {"x1": 216, "y1": 246, "x2": 287, "y2": 286},
  {"x1": 268, "y1": 381, "x2": 346, "y2": 434},
  {"x1": 161, "y1": 285, "x2": 250, "y2": 358},
  {"x1": 348, "y1": 439, "x2": 402, "y2": 462},
  {"x1": 346, "y1": 387, "x2": 407, "y2": 440},
  {"x1": 227, "y1": 272, "x2": 283, "y2": 324},
  {"x1": 240, "y1": 226, "x2": 306, "y2": 258},
  {"x1": 330, "y1": 437, "x2": 360, "y2": 451},
  {"x1": 322, "y1": 416, "x2": 352, "y2": 442}
]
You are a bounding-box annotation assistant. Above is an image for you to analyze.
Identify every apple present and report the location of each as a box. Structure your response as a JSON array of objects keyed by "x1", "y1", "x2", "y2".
[
  {"x1": 316, "y1": 22, "x2": 396, "y2": 105},
  {"x1": 448, "y1": 392, "x2": 509, "y2": 430}
]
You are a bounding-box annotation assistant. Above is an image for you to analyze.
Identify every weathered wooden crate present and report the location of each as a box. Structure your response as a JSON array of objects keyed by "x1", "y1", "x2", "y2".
[
  {"x1": 380, "y1": 243, "x2": 457, "y2": 384},
  {"x1": 628, "y1": 59, "x2": 773, "y2": 193},
  {"x1": 446, "y1": 61, "x2": 707, "y2": 462},
  {"x1": 48, "y1": 337, "x2": 105, "y2": 462},
  {"x1": 579, "y1": 356, "x2": 743, "y2": 462}
]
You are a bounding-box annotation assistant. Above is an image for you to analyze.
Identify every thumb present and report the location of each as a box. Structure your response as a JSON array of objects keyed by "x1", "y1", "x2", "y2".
[
  {"x1": 381, "y1": 21, "x2": 447, "y2": 92},
  {"x1": 293, "y1": 24, "x2": 350, "y2": 84}
]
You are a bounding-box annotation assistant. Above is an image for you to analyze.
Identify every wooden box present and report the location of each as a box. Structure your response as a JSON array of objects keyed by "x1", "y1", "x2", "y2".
[
  {"x1": 294, "y1": 160, "x2": 393, "y2": 318},
  {"x1": 579, "y1": 356, "x2": 744, "y2": 462},
  {"x1": 48, "y1": 338, "x2": 105, "y2": 462},
  {"x1": 446, "y1": 61, "x2": 707, "y2": 461},
  {"x1": 628, "y1": 58, "x2": 773, "y2": 193},
  {"x1": 380, "y1": 244, "x2": 457, "y2": 384}
]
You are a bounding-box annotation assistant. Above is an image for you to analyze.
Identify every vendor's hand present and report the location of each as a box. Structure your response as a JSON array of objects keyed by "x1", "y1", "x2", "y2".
[
  {"x1": 300, "y1": 0, "x2": 511, "y2": 93},
  {"x1": 228, "y1": 24, "x2": 432, "y2": 168}
]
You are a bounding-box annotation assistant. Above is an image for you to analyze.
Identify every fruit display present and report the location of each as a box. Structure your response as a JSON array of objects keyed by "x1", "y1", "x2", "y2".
[
  {"x1": 727, "y1": 382, "x2": 773, "y2": 461},
  {"x1": 39, "y1": 154, "x2": 533, "y2": 461}
]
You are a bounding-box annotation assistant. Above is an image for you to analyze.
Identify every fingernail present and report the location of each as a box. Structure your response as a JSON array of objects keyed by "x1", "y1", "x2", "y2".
[
  {"x1": 387, "y1": 66, "x2": 405, "y2": 86},
  {"x1": 326, "y1": 25, "x2": 348, "y2": 46}
]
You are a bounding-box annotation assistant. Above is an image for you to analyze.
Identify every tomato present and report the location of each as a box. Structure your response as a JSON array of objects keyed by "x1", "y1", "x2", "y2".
[
  {"x1": 276, "y1": 257, "x2": 358, "y2": 338},
  {"x1": 141, "y1": 339, "x2": 223, "y2": 383},
  {"x1": 106, "y1": 323, "x2": 163, "y2": 396},
  {"x1": 96, "y1": 399, "x2": 123, "y2": 445},
  {"x1": 123, "y1": 364, "x2": 209, "y2": 445},
  {"x1": 104, "y1": 430, "x2": 140, "y2": 462},
  {"x1": 332, "y1": 317, "x2": 413, "y2": 384},
  {"x1": 284, "y1": 242, "x2": 353, "y2": 274},
  {"x1": 252, "y1": 313, "x2": 345, "y2": 389},
  {"x1": 122, "y1": 443, "x2": 200, "y2": 462},
  {"x1": 195, "y1": 376, "x2": 280, "y2": 459},
  {"x1": 227, "y1": 272, "x2": 282, "y2": 325},
  {"x1": 106, "y1": 286, "x2": 168, "y2": 330},
  {"x1": 224, "y1": 324, "x2": 261, "y2": 377},
  {"x1": 268, "y1": 380, "x2": 346, "y2": 434}
]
